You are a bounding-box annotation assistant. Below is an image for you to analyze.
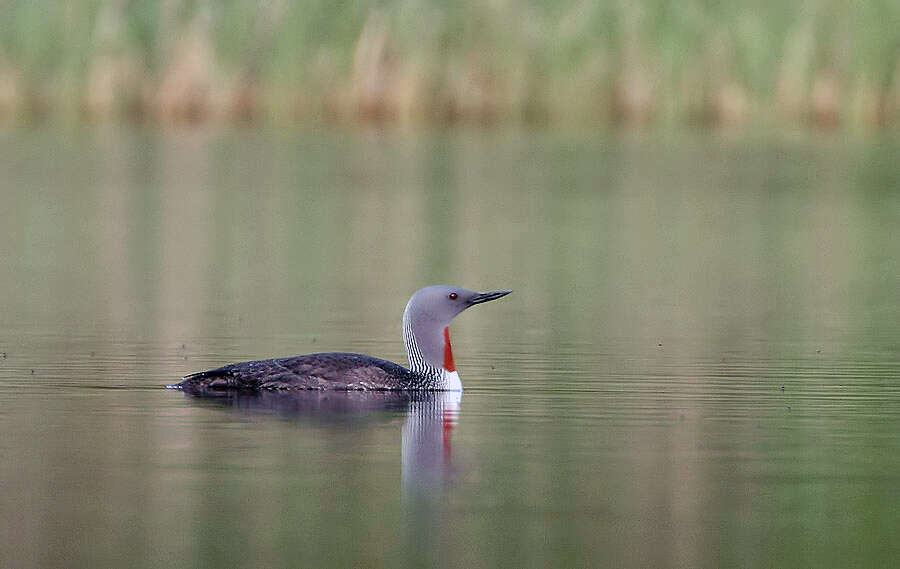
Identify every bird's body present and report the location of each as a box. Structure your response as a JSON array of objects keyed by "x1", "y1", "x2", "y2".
[
  {"x1": 172, "y1": 285, "x2": 511, "y2": 392},
  {"x1": 179, "y1": 353, "x2": 429, "y2": 391}
]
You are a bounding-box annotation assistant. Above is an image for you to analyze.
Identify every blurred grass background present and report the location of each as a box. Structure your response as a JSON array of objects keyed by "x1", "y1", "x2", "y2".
[{"x1": 0, "y1": 0, "x2": 898, "y2": 129}]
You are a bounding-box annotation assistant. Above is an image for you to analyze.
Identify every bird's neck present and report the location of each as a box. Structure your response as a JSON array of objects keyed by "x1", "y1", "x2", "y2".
[{"x1": 402, "y1": 306, "x2": 461, "y2": 390}]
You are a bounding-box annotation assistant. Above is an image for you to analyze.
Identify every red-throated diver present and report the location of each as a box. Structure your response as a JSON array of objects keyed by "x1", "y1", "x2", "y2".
[{"x1": 171, "y1": 285, "x2": 512, "y2": 391}]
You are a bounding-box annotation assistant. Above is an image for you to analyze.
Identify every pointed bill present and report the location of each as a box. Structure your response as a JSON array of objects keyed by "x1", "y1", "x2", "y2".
[{"x1": 469, "y1": 289, "x2": 513, "y2": 305}]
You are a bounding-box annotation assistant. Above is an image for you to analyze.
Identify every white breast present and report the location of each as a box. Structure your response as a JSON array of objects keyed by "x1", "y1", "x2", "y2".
[{"x1": 442, "y1": 369, "x2": 462, "y2": 391}]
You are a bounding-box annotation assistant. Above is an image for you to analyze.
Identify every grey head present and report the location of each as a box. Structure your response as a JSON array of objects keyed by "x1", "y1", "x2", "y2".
[{"x1": 402, "y1": 285, "x2": 513, "y2": 388}]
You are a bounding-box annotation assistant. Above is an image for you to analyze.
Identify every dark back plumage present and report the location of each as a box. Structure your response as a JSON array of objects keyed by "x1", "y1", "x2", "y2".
[{"x1": 178, "y1": 353, "x2": 429, "y2": 391}]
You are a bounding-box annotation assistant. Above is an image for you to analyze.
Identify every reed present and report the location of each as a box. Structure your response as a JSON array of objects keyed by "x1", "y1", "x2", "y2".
[{"x1": 0, "y1": 0, "x2": 897, "y2": 129}]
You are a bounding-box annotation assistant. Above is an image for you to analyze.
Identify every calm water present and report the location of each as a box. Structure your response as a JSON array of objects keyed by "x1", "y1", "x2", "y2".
[{"x1": 1, "y1": 127, "x2": 899, "y2": 568}]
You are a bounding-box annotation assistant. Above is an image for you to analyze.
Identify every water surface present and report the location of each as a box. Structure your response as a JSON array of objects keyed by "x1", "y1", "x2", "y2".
[{"x1": 1, "y1": 128, "x2": 899, "y2": 568}]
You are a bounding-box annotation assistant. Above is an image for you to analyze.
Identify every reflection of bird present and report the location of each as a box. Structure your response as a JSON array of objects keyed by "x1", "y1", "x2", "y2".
[
  {"x1": 402, "y1": 391, "x2": 460, "y2": 484},
  {"x1": 176, "y1": 387, "x2": 460, "y2": 491},
  {"x1": 172, "y1": 286, "x2": 511, "y2": 391},
  {"x1": 177, "y1": 382, "x2": 460, "y2": 564}
]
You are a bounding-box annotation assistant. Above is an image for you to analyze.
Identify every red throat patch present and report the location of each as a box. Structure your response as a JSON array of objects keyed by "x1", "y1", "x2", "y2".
[{"x1": 443, "y1": 327, "x2": 456, "y2": 372}]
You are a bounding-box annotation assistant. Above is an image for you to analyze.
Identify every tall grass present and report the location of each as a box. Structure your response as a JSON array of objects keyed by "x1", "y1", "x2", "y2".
[{"x1": 0, "y1": 0, "x2": 898, "y2": 128}]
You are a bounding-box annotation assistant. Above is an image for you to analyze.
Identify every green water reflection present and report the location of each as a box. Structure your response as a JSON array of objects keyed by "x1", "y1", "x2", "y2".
[{"x1": 0, "y1": 128, "x2": 899, "y2": 568}]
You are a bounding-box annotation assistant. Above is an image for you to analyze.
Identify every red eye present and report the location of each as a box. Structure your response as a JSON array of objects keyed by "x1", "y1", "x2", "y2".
[{"x1": 449, "y1": 293, "x2": 458, "y2": 300}]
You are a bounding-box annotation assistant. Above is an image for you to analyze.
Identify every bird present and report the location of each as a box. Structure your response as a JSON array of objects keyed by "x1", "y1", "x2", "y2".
[{"x1": 171, "y1": 285, "x2": 512, "y2": 391}]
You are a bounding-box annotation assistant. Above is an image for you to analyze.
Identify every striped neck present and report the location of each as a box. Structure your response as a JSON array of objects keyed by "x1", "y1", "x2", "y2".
[{"x1": 402, "y1": 304, "x2": 461, "y2": 390}]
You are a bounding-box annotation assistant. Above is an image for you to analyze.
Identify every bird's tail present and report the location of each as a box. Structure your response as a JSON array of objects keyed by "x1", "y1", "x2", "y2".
[{"x1": 165, "y1": 369, "x2": 218, "y2": 390}]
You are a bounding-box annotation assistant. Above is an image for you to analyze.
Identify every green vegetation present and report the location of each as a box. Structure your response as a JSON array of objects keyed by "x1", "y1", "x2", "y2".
[{"x1": 1, "y1": 0, "x2": 898, "y2": 128}]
